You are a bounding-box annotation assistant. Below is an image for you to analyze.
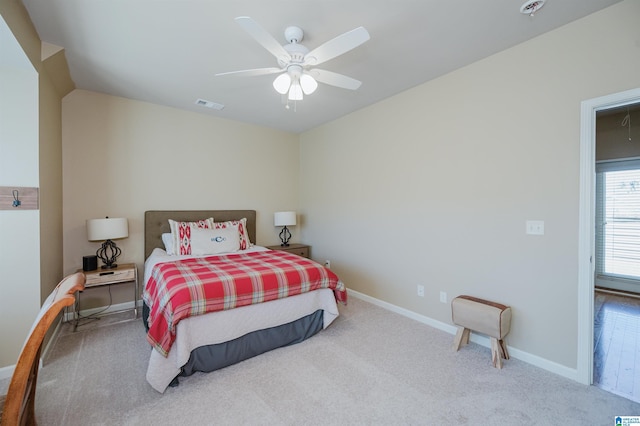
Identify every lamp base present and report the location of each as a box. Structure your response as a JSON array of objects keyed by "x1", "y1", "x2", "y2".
[
  {"x1": 279, "y1": 226, "x2": 292, "y2": 247},
  {"x1": 96, "y1": 239, "x2": 122, "y2": 270},
  {"x1": 101, "y1": 263, "x2": 118, "y2": 269}
]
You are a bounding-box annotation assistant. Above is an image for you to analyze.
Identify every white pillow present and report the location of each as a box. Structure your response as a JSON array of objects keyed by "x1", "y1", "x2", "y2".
[
  {"x1": 161, "y1": 233, "x2": 175, "y2": 255},
  {"x1": 190, "y1": 226, "x2": 240, "y2": 255},
  {"x1": 213, "y1": 218, "x2": 252, "y2": 250}
]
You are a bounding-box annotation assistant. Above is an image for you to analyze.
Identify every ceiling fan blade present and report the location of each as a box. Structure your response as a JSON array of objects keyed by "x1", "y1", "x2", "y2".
[
  {"x1": 310, "y1": 69, "x2": 362, "y2": 90},
  {"x1": 235, "y1": 17, "x2": 290, "y2": 62},
  {"x1": 304, "y1": 27, "x2": 370, "y2": 66},
  {"x1": 215, "y1": 67, "x2": 282, "y2": 77}
]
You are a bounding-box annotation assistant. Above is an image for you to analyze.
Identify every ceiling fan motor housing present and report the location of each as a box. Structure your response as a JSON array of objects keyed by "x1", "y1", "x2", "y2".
[{"x1": 278, "y1": 40, "x2": 309, "y2": 67}]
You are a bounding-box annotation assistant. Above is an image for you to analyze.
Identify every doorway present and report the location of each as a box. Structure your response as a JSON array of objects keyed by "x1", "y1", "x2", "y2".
[
  {"x1": 578, "y1": 87, "x2": 640, "y2": 387},
  {"x1": 591, "y1": 102, "x2": 640, "y2": 401}
]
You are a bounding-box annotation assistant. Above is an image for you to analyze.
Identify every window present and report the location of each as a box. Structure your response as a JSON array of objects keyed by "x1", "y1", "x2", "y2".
[{"x1": 595, "y1": 159, "x2": 640, "y2": 281}]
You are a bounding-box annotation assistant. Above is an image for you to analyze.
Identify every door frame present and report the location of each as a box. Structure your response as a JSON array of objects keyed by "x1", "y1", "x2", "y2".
[{"x1": 577, "y1": 87, "x2": 640, "y2": 385}]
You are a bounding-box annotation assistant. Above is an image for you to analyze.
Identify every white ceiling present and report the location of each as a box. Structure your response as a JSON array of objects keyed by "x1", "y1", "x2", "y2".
[{"x1": 22, "y1": 0, "x2": 622, "y2": 133}]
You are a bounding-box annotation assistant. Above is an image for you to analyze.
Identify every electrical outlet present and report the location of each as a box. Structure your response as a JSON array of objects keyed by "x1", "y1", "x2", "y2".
[
  {"x1": 324, "y1": 260, "x2": 331, "y2": 269},
  {"x1": 526, "y1": 220, "x2": 544, "y2": 235},
  {"x1": 417, "y1": 285, "x2": 425, "y2": 297},
  {"x1": 439, "y1": 291, "x2": 447, "y2": 303}
]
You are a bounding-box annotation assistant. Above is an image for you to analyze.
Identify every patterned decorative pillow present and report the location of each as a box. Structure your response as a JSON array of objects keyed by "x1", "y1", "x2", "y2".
[
  {"x1": 213, "y1": 218, "x2": 252, "y2": 250},
  {"x1": 190, "y1": 227, "x2": 240, "y2": 255},
  {"x1": 168, "y1": 218, "x2": 214, "y2": 255}
]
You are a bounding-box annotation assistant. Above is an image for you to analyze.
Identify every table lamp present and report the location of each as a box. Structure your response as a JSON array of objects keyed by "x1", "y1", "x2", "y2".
[
  {"x1": 86, "y1": 217, "x2": 128, "y2": 269},
  {"x1": 274, "y1": 211, "x2": 296, "y2": 247}
]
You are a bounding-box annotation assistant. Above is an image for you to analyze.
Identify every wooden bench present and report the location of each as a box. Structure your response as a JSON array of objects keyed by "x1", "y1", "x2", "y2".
[{"x1": 451, "y1": 295, "x2": 512, "y2": 368}]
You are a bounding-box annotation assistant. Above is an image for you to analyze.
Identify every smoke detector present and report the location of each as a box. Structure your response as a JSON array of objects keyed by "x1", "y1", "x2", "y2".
[{"x1": 520, "y1": 0, "x2": 545, "y2": 17}]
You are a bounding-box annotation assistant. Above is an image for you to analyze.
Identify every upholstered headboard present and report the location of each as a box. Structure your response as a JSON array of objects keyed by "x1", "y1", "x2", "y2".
[{"x1": 144, "y1": 210, "x2": 257, "y2": 259}]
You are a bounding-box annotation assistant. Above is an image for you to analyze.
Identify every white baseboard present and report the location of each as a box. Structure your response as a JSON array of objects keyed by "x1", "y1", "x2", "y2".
[
  {"x1": 3, "y1": 291, "x2": 577, "y2": 384},
  {"x1": 62, "y1": 299, "x2": 144, "y2": 322},
  {"x1": 347, "y1": 289, "x2": 579, "y2": 383},
  {"x1": 2, "y1": 301, "x2": 144, "y2": 381},
  {"x1": 0, "y1": 315, "x2": 65, "y2": 382}
]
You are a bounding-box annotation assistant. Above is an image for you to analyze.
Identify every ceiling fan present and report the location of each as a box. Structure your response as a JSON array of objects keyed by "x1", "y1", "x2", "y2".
[{"x1": 216, "y1": 17, "x2": 370, "y2": 101}]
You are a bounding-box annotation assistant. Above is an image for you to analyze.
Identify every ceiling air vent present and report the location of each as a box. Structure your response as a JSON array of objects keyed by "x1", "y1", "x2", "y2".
[
  {"x1": 195, "y1": 98, "x2": 224, "y2": 110},
  {"x1": 520, "y1": 0, "x2": 545, "y2": 17}
]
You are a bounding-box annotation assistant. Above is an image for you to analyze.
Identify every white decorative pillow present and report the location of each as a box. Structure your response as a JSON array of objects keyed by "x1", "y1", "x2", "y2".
[
  {"x1": 161, "y1": 233, "x2": 175, "y2": 255},
  {"x1": 168, "y1": 218, "x2": 215, "y2": 255},
  {"x1": 190, "y1": 227, "x2": 240, "y2": 255},
  {"x1": 213, "y1": 218, "x2": 252, "y2": 250}
]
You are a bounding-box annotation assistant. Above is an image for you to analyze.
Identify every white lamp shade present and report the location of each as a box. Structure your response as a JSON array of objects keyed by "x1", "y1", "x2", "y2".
[
  {"x1": 300, "y1": 73, "x2": 318, "y2": 95},
  {"x1": 87, "y1": 217, "x2": 129, "y2": 241},
  {"x1": 274, "y1": 211, "x2": 296, "y2": 227},
  {"x1": 288, "y1": 82, "x2": 303, "y2": 101},
  {"x1": 273, "y1": 73, "x2": 291, "y2": 95}
]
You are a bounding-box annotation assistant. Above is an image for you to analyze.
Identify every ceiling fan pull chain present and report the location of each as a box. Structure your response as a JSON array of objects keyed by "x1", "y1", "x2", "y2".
[{"x1": 621, "y1": 107, "x2": 632, "y2": 142}]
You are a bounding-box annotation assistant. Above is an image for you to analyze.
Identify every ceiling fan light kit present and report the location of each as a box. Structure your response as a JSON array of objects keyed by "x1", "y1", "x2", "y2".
[
  {"x1": 300, "y1": 73, "x2": 318, "y2": 95},
  {"x1": 272, "y1": 64, "x2": 318, "y2": 100},
  {"x1": 289, "y1": 82, "x2": 303, "y2": 101},
  {"x1": 217, "y1": 16, "x2": 370, "y2": 106},
  {"x1": 273, "y1": 73, "x2": 292, "y2": 94}
]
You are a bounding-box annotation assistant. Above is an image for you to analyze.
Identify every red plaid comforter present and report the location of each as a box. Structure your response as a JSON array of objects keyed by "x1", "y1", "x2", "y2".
[{"x1": 143, "y1": 250, "x2": 347, "y2": 356}]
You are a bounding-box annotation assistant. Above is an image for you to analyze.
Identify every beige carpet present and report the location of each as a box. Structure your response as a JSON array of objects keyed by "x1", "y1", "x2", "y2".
[{"x1": 2, "y1": 296, "x2": 638, "y2": 425}]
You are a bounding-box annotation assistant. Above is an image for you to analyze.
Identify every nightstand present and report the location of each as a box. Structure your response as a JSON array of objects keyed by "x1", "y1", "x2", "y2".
[
  {"x1": 267, "y1": 243, "x2": 310, "y2": 258},
  {"x1": 75, "y1": 263, "x2": 138, "y2": 329}
]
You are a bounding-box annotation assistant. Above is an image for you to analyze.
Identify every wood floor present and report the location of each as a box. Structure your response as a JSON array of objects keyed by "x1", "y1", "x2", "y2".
[{"x1": 593, "y1": 289, "x2": 640, "y2": 403}]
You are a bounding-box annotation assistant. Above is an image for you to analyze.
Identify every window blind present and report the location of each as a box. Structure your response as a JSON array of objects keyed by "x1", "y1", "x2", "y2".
[{"x1": 595, "y1": 158, "x2": 640, "y2": 281}]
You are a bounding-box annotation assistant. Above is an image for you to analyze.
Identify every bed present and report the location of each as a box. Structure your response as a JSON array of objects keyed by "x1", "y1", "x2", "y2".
[{"x1": 142, "y1": 210, "x2": 346, "y2": 393}]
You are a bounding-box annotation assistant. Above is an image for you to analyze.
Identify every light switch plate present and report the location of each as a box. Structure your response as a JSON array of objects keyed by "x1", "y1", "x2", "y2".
[{"x1": 526, "y1": 220, "x2": 545, "y2": 235}]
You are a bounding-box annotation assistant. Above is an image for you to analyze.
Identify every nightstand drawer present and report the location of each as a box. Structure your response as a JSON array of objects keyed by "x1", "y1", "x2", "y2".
[
  {"x1": 266, "y1": 244, "x2": 311, "y2": 259},
  {"x1": 85, "y1": 268, "x2": 135, "y2": 287},
  {"x1": 288, "y1": 247, "x2": 309, "y2": 258}
]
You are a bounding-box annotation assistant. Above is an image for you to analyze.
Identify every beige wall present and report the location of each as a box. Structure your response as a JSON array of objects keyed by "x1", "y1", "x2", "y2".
[
  {"x1": 62, "y1": 90, "x2": 299, "y2": 308},
  {"x1": 299, "y1": 0, "x2": 640, "y2": 370},
  {"x1": 0, "y1": 0, "x2": 70, "y2": 370}
]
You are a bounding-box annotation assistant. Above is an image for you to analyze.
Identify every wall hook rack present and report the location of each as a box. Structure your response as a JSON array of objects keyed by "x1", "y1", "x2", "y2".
[{"x1": 0, "y1": 186, "x2": 39, "y2": 210}]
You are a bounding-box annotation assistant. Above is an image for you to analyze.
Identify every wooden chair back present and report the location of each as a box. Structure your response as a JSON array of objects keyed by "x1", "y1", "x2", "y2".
[{"x1": 0, "y1": 272, "x2": 85, "y2": 426}]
